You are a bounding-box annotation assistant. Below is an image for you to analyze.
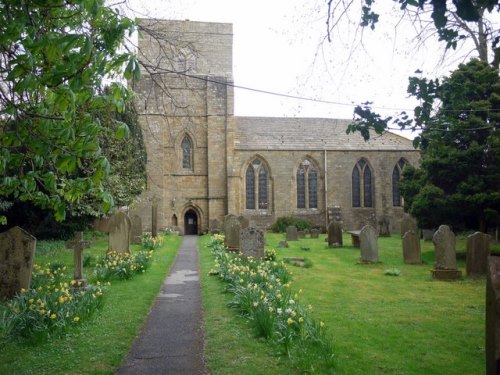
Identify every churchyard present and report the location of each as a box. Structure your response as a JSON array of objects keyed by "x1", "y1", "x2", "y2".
[{"x1": 0, "y1": 222, "x2": 498, "y2": 374}]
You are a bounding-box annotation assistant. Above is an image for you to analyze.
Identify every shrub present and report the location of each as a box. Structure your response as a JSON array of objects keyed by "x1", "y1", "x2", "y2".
[
  {"x1": 271, "y1": 216, "x2": 313, "y2": 233},
  {"x1": 95, "y1": 251, "x2": 153, "y2": 281},
  {"x1": 141, "y1": 233, "x2": 164, "y2": 250}
]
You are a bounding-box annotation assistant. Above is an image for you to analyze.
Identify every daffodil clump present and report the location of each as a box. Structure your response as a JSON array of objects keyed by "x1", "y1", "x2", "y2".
[
  {"x1": 208, "y1": 236, "x2": 334, "y2": 371},
  {"x1": 95, "y1": 251, "x2": 153, "y2": 280},
  {"x1": 0, "y1": 263, "x2": 106, "y2": 342},
  {"x1": 141, "y1": 233, "x2": 164, "y2": 250}
]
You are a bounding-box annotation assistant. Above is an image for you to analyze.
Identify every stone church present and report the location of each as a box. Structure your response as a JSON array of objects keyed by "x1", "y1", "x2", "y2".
[{"x1": 131, "y1": 19, "x2": 420, "y2": 234}]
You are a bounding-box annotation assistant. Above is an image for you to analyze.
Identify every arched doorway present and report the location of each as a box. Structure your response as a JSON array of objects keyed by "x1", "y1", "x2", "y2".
[{"x1": 184, "y1": 209, "x2": 198, "y2": 235}]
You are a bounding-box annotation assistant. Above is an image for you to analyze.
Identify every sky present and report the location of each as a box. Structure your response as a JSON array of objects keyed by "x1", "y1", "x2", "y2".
[{"x1": 124, "y1": 0, "x2": 494, "y2": 139}]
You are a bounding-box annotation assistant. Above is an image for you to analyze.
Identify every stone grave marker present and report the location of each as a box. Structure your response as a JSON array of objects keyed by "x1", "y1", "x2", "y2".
[
  {"x1": 328, "y1": 221, "x2": 343, "y2": 248},
  {"x1": 286, "y1": 226, "x2": 298, "y2": 241},
  {"x1": 402, "y1": 230, "x2": 421, "y2": 264},
  {"x1": 431, "y1": 225, "x2": 462, "y2": 280},
  {"x1": 237, "y1": 215, "x2": 250, "y2": 229},
  {"x1": 486, "y1": 256, "x2": 500, "y2": 375},
  {"x1": 209, "y1": 219, "x2": 221, "y2": 234},
  {"x1": 310, "y1": 229, "x2": 319, "y2": 239},
  {"x1": 378, "y1": 216, "x2": 391, "y2": 237},
  {"x1": 130, "y1": 214, "x2": 143, "y2": 244},
  {"x1": 0, "y1": 227, "x2": 36, "y2": 299},
  {"x1": 278, "y1": 240, "x2": 289, "y2": 248},
  {"x1": 359, "y1": 224, "x2": 378, "y2": 263},
  {"x1": 297, "y1": 230, "x2": 306, "y2": 239},
  {"x1": 466, "y1": 232, "x2": 491, "y2": 277},
  {"x1": 108, "y1": 211, "x2": 132, "y2": 254},
  {"x1": 240, "y1": 227, "x2": 265, "y2": 259},
  {"x1": 400, "y1": 213, "x2": 418, "y2": 238},
  {"x1": 65, "y1": 231, "x2": 91, "y2": 287},
  {"x1": 224, "y1": 215, "x2": 241, "y2": 250}
]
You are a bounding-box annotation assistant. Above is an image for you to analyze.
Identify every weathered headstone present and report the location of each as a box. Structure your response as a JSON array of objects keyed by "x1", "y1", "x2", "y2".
[
  {"x1": 0, "y1": 227, "x2": 36, "y2": 299},
  {"x1": 65, "y1": 231, "x2": 91, "y2": 287},
  {"x1": 108, "y1": 211, "x2": 132, "y2": 254},
  {"x1": 402, "y1": 230, "x2": 421, "y2": 264},
  {"x1": 224, "y1": 215, "x2": 241, "y2": 250},
  {"x1": 328, "y1": 221, "x2": 343, "y2": 248},
  {"x1": 400, "y1": 213, "x2": 418, "y2": 238},
  {"x1": 359, "y1": 224, "x2": 378, "y2": 263},
  {"x1": 286, "y1": 226, "x2": 298, "y2": 241},
  {"x1": 239, "y1": 227, "x2": 265, "y2": 259},
  {"x1": 130, "y1": 214, "x2": 143, "y2": 244},
  {"x1": 310, "y1": 229, "x2": 319, "y2": 239},
  {"x1": 378, "y1": 216, "x2": 391, "y2": 237},
  {"x1": 431, "y1": 225, "x2": 462, "y2": 280},
  {"x1": 237, "y1": 215, "x2": 250, "y2": 229},
  {"x1": 297, "y1": 230, "x2": 306, "y2": 239},
  {"x1": 486, "y1": 256, "x2": 500, "y2": 375},
  {"x1": 466, "y1": 232, "x2": 491, "y2": 277},
  {"x1": 278, "y1": 240, "x2": 289, "y2": 248}
]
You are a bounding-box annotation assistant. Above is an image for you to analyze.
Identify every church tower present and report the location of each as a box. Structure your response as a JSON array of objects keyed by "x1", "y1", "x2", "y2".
[{"x1": 132, "y1": 19, "x2": 234, "y2": 234}]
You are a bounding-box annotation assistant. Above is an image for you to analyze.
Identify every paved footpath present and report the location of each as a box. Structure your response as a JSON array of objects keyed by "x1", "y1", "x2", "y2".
[{"x1": 116, "y1": 235, "x2": 207, "y2": 375}]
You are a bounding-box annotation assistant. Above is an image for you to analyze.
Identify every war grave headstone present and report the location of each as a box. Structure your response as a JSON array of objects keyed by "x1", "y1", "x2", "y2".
[
  {"x1": 286, "y1": 226, "x2": 298, "y2": 241},
  {"x1": 378, "y1": 216, "x2": 391, "y2": 237},
  {"x1": 400, "y1": 213, "x2": 418, "y2": 238},
  {"x1": 359, "y1": 224, "x2": 378, "y2": 263},
  {"x1": 310, "y1": 229, "x2": 319, "y2": 239},
  {"x1": 130, "y1": 214, "x2": 143, "y2": 244},
  {"x1": 402, "y1": 230, "x2": 422, "y2": 264},
  {"x1": 224, "y1": 215, "x2": 241, "y2": 251},
  {"x1": 486, "y1": 256, "x2": 500, "y2": 375},
  {"x1": 240, "y1": 227, "x2": 265, "y2": 259},
  {"x1": 327, "y1": 221, "x2": 343, "y2": 248},
  {"x1": 65, "y1": 231, "x2": 91, "y2": 288},
  {"x1": 466, "y1": 232, "x2": 491, "y2": 278},
  {"x1": 108, "y1": 211, "x2": 132, "y2": 254},
  {"x1": 0, "y1": 227, "x2": 37, "y2": 299},
  {"x1": 431, "y1": 225, "x2": 462, "y2": 280}
]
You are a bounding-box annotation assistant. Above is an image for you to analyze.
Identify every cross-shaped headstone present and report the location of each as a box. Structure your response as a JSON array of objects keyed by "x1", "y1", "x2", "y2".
[{"x1": 65, "y1": 231, "x2": 91, "y2": 288}]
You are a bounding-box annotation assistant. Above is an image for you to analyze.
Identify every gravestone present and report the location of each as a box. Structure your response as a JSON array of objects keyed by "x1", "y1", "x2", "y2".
[
  {"x1": 486, "y1": 256, "x2": 500, "y2": 375},
  {"x1": 297, "y1": 230, "x2": 306, "y2": 239},
  {"x1": 224, "y1": 215, "x2": 241, "y2": 250},
  {"x1": 400, "y1": 213, "x2": 418, "y2": 238},
  {"x1": 359, "y1": 224, "x2": 378, "y2": 263},
  {"x1": 108, "y1": 211, "x2": 132, "y2": 254},
  {"x1": 130, "y1": 214, "x2": 143, "y2": 244},
  {"x1": 237, "y1": 216, "x2": 250, "y2": 229},
  {"x1": 65, "y1": 231, "x2": 91, "y2": 288},
  {"x1": 466, "y1": 232, "x2": 491, "y2": 277},
  {"x1": 278, "y1": 240, "x2": 289, "y2": 248},
  {"x1": 431, "y1": 225, "x2": 462, "y2": 280},
  {"x1": 0, "y1": 227, "x2": 36, "y2": 299},
  {"x1": 310, "y1": 229, "x2": 319, "y2": 239},
  {"x1": 239, "y1": 227, "x2": 265, "y2": 259},
  {"x1": 328, "y1": 221, "x2": 343, "y2": 248},
  {"x1": 378, "y1": 216, "x2": 391, "y2": 237},
  {"x1": 286, "y1": 226, "x2": 298, "y2": 241},
  {"x1": 422, "y1": 229, "x2": 434, "y2": 241},
  {"x1": 402, "y1": 230, "x2": 421, "y2": 264}
]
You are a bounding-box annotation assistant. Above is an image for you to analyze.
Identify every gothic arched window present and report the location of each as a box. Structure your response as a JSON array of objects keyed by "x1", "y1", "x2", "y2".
[
  {"x1": 296, "y1": 160, "x2": 318, "y2": 209},
  {"x1": 181, "y1": 135, "x2": 193, "y2": 170},
  {"x1": 392, "y1": 158, "x2": 408, "y2": 207},
  {"x1": 352, "y1": 159, "x2": 373, "y2": 208},
  {"x1": 246, "y1": 159, "x2": 269, "y2": 210}
]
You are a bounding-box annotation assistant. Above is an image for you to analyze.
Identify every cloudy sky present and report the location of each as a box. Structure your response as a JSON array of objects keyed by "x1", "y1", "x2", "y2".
[{"x1": 124, "y1": 0, "x2": 492, "y2": 139}]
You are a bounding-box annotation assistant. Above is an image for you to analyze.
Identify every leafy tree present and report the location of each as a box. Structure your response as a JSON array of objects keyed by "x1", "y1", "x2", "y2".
[
  {"x1": 399, "y1": 60, "x2": 500, "y2": 231},
  {"x1": 0, "y1": 0, "x2": 141, "y2": 224}
]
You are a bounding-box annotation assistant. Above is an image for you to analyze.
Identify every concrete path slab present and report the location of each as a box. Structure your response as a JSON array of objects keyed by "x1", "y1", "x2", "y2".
[{"x1": 116, "y1": 235, "x2": 207, "y2": 374}]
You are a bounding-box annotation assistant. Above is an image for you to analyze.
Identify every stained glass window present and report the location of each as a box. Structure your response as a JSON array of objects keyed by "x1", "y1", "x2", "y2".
[
  {"x1": 246, "y1": 165, "x2": 255, "y2": 209},
  {"x1": 352, "y1": 159, "x2": 373, "y2": 207},
  {"x1": 393, "y1": 159, "x2": 408, "y2": 207},
  {"x1": 181, "y1": 135, "x2": 192, "y2": 169},
  {"x1": 246, "y1": 159, "x2": 269, "y2": 210},
  {"x1": 297, "y1": 166, "x2": 305, "y2": 208},
  {"x1": 352, "y1": 166, "x2": 361, "y2": 207},
  {"x1": 308, "y1": 167, "x2": 318, "y2": 208}
]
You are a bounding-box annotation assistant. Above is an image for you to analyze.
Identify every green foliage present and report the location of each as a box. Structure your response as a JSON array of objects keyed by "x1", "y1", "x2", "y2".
[
  {"x1": 264, "y1": 248, "x2": 277, "y2": 261},
  {"x1": 0, "y1": 0, "x2": 139, "y2": 224},
  {"x1": 271, "y1": 216, "x2": 313, "y2": 233},
  {"x1": 400, "y1": 60, "x2": 500, "y2": 231},
  {"x1": 141, "y1": 233, "x2": 164, "y2": 250},
  {"x1": 94, "y1": 251, "x2": 154, "y2": 281},
  {"x1": 1, "y1": 263, "x2": 105, "y2": 342}
]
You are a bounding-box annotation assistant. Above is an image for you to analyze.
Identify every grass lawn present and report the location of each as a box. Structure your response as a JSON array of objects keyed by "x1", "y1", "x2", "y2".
[
  {"x1": 0, "y1": 233, "x2": 181, "y2": 375},
  {"x1": 200, "y1": 232, "x2": 494, "y2": 375}
]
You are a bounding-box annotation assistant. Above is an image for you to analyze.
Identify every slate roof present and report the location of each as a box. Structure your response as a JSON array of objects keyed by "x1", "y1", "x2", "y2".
[{"x1": 234, "y1": 117, "x2": 416, "y2": 151}]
